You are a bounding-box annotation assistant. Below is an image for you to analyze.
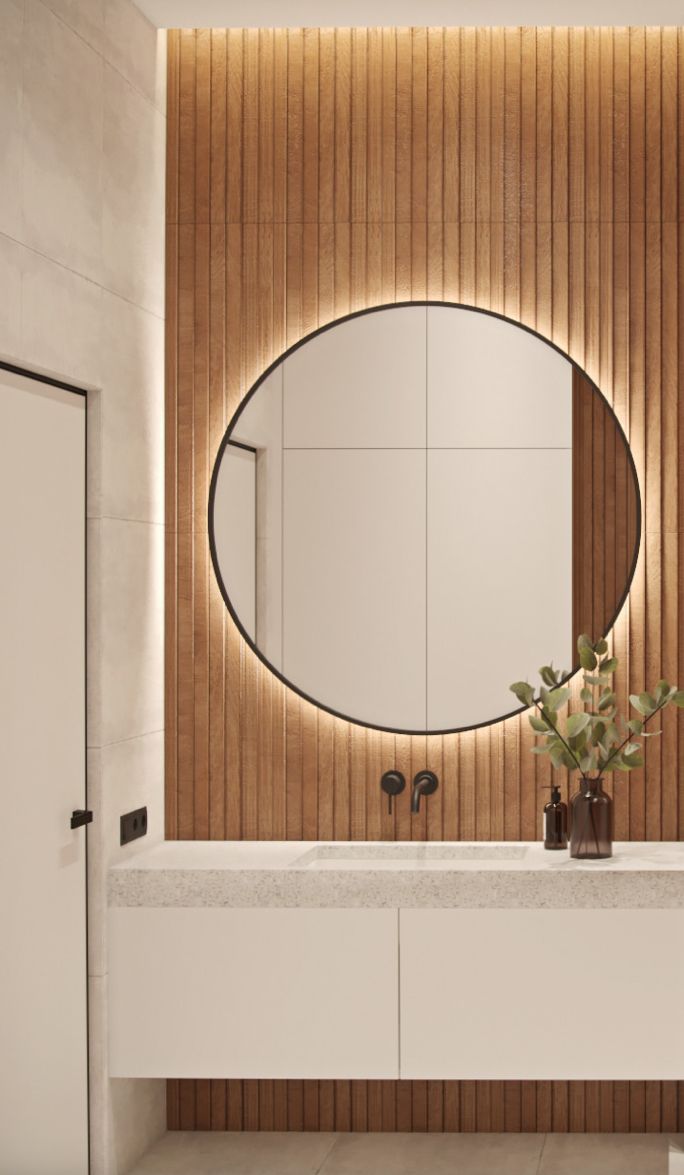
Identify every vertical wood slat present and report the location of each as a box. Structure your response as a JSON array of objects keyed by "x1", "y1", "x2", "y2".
[{"x1": 166, "y1": 25, "x2": 682, "y2": 1132}]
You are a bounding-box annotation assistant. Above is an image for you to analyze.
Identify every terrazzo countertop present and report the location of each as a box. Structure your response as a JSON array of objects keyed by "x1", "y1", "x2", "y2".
[{"x1": 108, "y1": 840, "x2": 684, "y2": 909}]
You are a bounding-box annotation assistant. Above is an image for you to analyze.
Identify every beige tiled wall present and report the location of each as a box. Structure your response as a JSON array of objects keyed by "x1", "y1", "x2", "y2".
[{"x1": 0, "y1": 0, "x2": 166, "y2": 1171}]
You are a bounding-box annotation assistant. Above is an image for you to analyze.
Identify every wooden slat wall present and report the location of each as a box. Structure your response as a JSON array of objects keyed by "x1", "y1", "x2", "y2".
[
  {"x1": 166, "y1": 26, "x2": 684, "y2": 1132},
  {"x1": 572, "y1": 369, "x2": 639, "y2": 647}
]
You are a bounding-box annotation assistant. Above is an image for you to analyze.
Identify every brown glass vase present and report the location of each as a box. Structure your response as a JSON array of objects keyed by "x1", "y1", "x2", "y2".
[{"x1": 569, "y1": 778, "x2": 613, "y2": 859}]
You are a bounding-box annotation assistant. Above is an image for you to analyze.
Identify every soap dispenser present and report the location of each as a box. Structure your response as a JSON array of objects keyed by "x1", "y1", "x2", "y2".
[{"x1": 543, "y1": 784, "x2": 568, "y2": 850}]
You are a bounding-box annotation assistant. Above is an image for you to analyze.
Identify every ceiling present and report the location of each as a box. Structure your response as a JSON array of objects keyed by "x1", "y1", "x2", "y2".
[{"x1": 133, "y1": 1, "x2": 684, "y2": 28}]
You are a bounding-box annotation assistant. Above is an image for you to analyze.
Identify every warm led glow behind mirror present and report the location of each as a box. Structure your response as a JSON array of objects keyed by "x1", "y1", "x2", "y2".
[{"x1": 209, "y1": 303, "x2": 640, "y2": 734}]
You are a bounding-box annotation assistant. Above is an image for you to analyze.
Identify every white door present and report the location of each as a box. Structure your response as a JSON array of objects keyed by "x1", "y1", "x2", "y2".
[{"x1": 0, "y1": 368, "x2": 88, "y2": 1174}]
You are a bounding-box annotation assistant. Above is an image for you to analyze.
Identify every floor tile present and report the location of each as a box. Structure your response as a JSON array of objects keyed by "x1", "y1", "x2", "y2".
[
  {"x1": 539, "y1": 1133, "x2": 670, "y2": 1175},
  {"x1": 128, "y1": 1131, "x2": 679, "y2": 1175},
  {"x1": 128, "y1": 1131, "x2": 338, "y2": 1175},
  {"x1": 319, "y1": 1132, "x2": 544, "y2": 1175},
  {"x1": 670, "y1": 1136, "x2": 684, "y2": 1173}
]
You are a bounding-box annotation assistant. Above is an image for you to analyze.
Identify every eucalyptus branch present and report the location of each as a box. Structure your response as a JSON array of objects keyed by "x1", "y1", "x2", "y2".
[
  {"x1": 510, "y1": 634, "x2": 684, "y2": 786},
  {"x1": 599, "y1": 696, "x2": 668, "y2": 775},
  {"x1": 532, "y1": 699, "x2": 583, "y2": 772}
]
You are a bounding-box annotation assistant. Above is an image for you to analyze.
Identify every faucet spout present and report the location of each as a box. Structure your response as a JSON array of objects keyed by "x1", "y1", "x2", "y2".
[{"x1": 410, "y1": 770, "x2": 439, "y2": 813}]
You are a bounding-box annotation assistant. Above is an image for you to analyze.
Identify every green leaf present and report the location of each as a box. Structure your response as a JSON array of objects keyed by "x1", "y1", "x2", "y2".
[
  {"x1": 598, "y1": 657, "x2": 618, "y2": 676},
  {"x1": 549, "y1": 743, "x2": 576, "y2": 771},
  {"x1": 510, "y1": 681, "x2": 535, "y2": 707},
  {"x1": 541, "y1": 709, "x2": 558, "y2": 729},
  {"x1": 567, "y1": 712, "x2": 590, "y2": 738},
  {"x1": 577, "y1": 633, "x2": 594, "y2": 650},
  {"x1": 656, "y1": 680, "x2": 671, "y2": 699},
  {"x1": 598, "y1": 692, "x2": 616, "y2": 712},
  {"x1": 583, "y1": 675, "x2": 602, "y2": 686},
  {"x1": 628, "y1": 717, "x2": 644, "y2": 736},
  {"x1": 529, "y1": 715, "x2": 549, "y2": 733},
  {"x1": 579, "y1": 751, "x2": 597, "y2": 774},
  {"x1": 539, "y1": 665, "x2": 558, "y2": 688},
  {"x1": 580, "y1": 686, "x2": 593, "y2": 704},
  {"x1": 531, "y1": 745, "x2": 551, "y2": 755},
  {"x1": 546, "y1": 687, "x2": 570, "y2": 711},
  {"x1": 594, "y1": 638, "x2": 608, "y2": 655},
  {"x1": 630, "y1": 694, "x2": 649, "y2": 715},
  {"x1": 672, "y1": 691, "x2": 684, "y2": 708},
  {"x1": 622, "y1": 750, "x2": 644, "y2": 769},
  {"x1": 579, "y1": 646, "x2": 598, "y2": 671},
  {"x1": 590, "y1": 719, "x2": 606, "y2": 745}
]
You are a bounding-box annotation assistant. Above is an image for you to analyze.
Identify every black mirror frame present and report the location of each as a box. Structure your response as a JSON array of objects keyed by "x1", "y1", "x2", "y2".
[{"x1": 208, "y1": 300, "x2": 642, "y2": 737}]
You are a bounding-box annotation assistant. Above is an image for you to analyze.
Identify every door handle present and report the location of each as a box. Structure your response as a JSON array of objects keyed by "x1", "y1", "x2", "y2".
[{"x1": 70, "y1": 809, "x2": 93, "y2": 830}]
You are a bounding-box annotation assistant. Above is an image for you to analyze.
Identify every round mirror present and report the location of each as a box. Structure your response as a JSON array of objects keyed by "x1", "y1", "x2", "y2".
[{"x1": 209, "y1": 303, "x2": 640, "y2": 734}]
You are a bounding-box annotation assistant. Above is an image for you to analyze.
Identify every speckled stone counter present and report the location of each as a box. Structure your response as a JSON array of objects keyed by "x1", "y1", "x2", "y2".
[{"x1": 109, "y1": 840, "x2": 684, "y2": 909}]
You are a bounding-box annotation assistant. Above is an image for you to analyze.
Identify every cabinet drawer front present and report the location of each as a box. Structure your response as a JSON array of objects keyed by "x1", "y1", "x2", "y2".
[
  {"x1": 109, "y1": 908, "x2": 399, "y2": 1079},
  {"x1": 400, "y1": 909, "x2": 684, "y2": 1080}
]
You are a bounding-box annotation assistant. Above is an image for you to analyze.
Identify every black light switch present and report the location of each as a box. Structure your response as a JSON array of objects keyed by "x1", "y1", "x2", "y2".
[{"x1": 120, "y1": 806, "x2": 148, "y2": 846}]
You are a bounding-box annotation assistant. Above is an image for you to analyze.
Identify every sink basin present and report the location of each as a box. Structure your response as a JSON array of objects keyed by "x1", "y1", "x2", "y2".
[{"x1": 291, "y1": 843, "x2": 528, "y2": 870}]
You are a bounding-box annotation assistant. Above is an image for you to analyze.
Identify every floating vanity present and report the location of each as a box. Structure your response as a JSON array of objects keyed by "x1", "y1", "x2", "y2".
[{"x1": 108, "y1": 841, "x2": 684, "y2": 1083}]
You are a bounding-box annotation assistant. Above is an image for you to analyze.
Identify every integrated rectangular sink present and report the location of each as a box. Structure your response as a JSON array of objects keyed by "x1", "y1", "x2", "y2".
[{"x1": 291, "y1": 844, "x2": 528, "y2": 870}]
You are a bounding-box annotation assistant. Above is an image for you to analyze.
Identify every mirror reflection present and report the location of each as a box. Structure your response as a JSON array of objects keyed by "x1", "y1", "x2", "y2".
[{"x1": 209, "y1": 305, "x2": 639, "y2": 734}]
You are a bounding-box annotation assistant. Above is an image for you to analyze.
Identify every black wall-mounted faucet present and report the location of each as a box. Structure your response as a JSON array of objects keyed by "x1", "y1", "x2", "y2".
[
  {"x1": 380, "y1": 770, "x2": 406, "y2": 814},
  {"x1": 411, "y1": 770, "x2": 439, "y2": 813}
]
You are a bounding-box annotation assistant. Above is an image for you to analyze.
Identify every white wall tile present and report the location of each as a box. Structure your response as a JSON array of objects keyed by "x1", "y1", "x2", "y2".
[
  {"x1": 88, "y1": 733, "x2": 164, "y2": 977},
  {"x1": 0, "y1": 234, "x2": 24, "y2": 361},
  {"x1": 104, "y1": 0, "x2": 163, "y2": 110},
  {"x1": 89, "y1": 975, "x2": 164, "y2": 1175},
  {"x1": 110, "y1": 1077, "x2": 166, "y2": 1175},
  {"x1": 283, "y1": 306, "x2": 427, "y2": 449},
  {"x1": 88, "y1": 974, "x2": 114, "y2": 1175},
  {"x1": 99, "y1": 291, "x2": 164, "y2": 523},
  {"x1": 153, "y1": 30, "x2": 167, "y2": 116},
  {"x1": 88, "y1": 516, "x2": 164, "y2": 749},
  {"x1": 0, "y1": 0, "x2": 24, "y2": 241},
  {"x1": 97, "y1": 517, "x2": 164, "y2": 746},
  {"x1": 41, "y1": 0, "x2": 105, "y2": 54},
  {"x1": 102, "y1": 63, "x2": 165, "y2": 316},
  {"x1": 87, "y1": 518, "x2": 104, "y2": 746},
  {"x1": 21, "y1": 245, "x2": 103, "y2": 387},
  {"x1": 88, "y1": 747, "x2": 107, "y2": 978},
  {"x1": 103, "y1": 731, "x2": 165, "y2": 854},
  {"x1": 23, "y1": 0, "x2": 103, "y2": 283}
]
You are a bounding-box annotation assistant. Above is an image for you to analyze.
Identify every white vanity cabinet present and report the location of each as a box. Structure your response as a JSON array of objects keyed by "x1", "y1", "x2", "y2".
[
  {"x1": 108, "y1": 841, "x2": 684, "y2": 1082},
  {"x1": 399, "y1": 909, "x2": 684, "y2": 1081},
  {"x1": 108, "y1": 907, "x2": 399, "y2": 1079}
]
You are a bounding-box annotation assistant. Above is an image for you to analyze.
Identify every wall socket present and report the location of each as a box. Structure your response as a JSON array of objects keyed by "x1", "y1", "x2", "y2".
[{"x1": 120, "y1": 806, "x2": 148, "y2": 846}]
